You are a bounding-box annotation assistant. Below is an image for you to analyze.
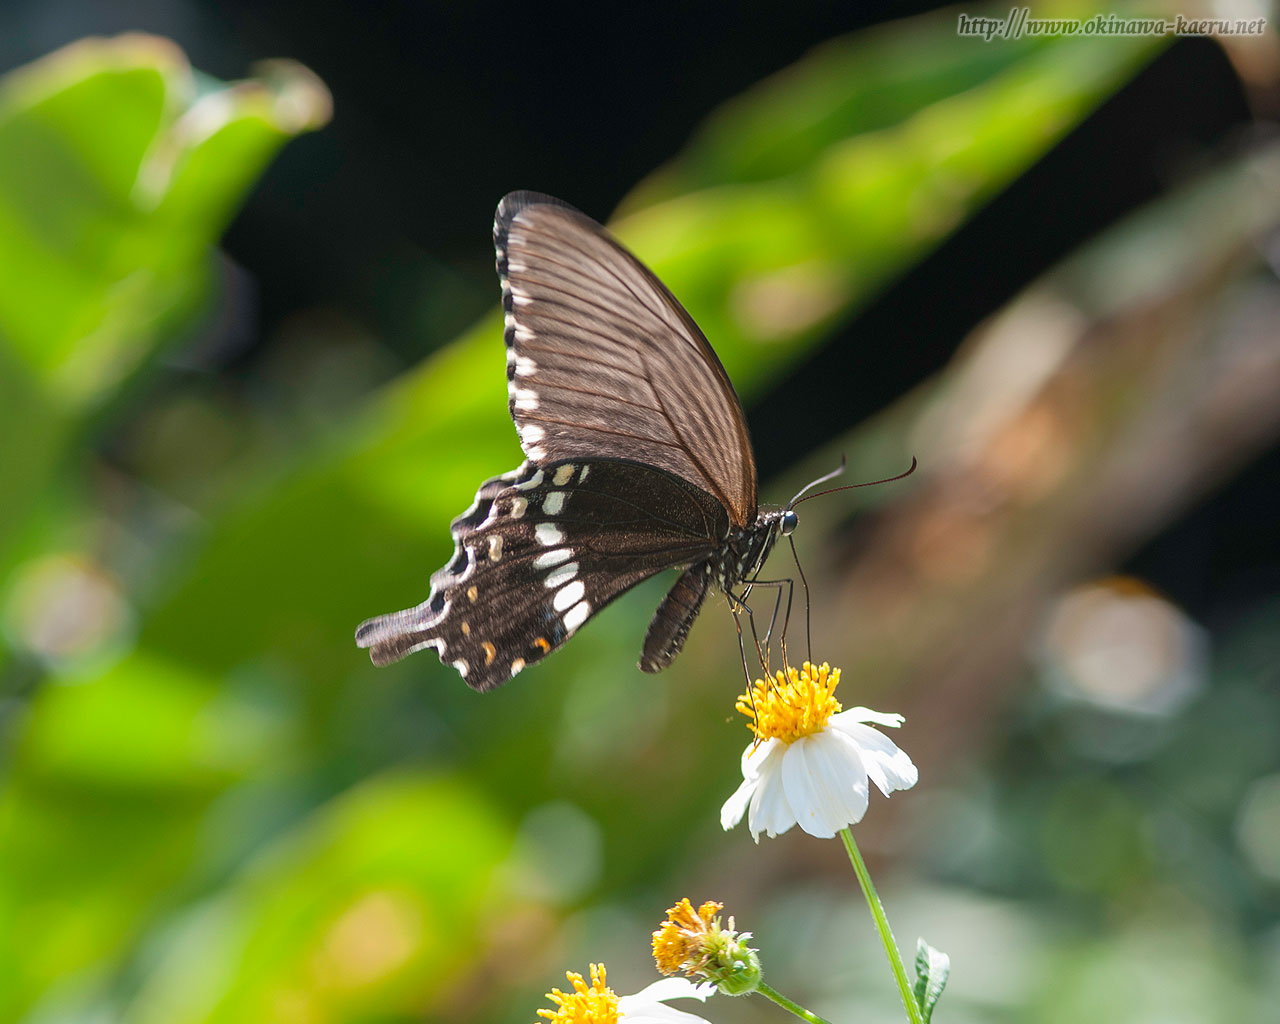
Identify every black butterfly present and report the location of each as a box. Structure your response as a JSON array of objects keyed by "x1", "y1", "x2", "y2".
[{"x1": 355, "y1": 191, "x2": 800, "y2": 691}]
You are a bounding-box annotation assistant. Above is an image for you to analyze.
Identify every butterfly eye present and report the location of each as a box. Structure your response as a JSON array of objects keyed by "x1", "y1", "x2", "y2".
[{"x1": 781, "y1": 510, "x2": 799, "y2": 536}]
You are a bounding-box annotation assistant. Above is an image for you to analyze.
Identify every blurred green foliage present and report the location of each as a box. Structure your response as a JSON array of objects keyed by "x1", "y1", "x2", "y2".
[{"x1": 7, "y1": 12, "x2": 1273, "y2": 1024}]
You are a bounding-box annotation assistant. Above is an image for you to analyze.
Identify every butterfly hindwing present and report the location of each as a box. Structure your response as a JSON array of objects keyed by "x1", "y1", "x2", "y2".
[
  {"x1": 356, "y1": 459, "x2": 730, "y2": 690},
  {"x1": 495, "y1": 191, "x2": 758, "y2": 528}
]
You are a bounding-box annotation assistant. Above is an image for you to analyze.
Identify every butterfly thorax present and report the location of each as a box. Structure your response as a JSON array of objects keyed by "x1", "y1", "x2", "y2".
[{"x1": 712, "y1": 509, "x2": 787, "y2": 594}]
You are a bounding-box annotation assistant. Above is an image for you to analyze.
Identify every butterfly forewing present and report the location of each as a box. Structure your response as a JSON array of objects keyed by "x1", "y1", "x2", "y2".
[
  {"x1": 355, "y1": 459, "x2": 731, "y2": 691},
  {"x1": 496, "y1": 191, "x2": 758, "y2": 527}
]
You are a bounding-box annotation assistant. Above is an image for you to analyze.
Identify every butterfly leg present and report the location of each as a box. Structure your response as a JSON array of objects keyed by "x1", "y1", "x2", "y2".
[
  {"x1": 728, "y1": 602, "x2": 778, "y2": 732},
  {"x1": 786, "y1": 535, "x2": 815, "y2": 668},
  {"x1": 739, "y1": 576, "x2": 795, "y2": 674},
  {"x1": 726, "y1": 588, "x2": 770, "y2": 683},
  {"x1": 759, "y1": 577, "x2": 794, "y2": 673},
  {"x1": 729, "y1": 601, "x2": 755, "y2": 691},
  {"x1": 749, "y1": 582, "x2": 780, "y2": 676},
  {"x1": 762, "y1": 580, "x2": 786, "y2": 674},
  {"x1": 727, "y1": 583, "x2": 791, "y2": 680}
]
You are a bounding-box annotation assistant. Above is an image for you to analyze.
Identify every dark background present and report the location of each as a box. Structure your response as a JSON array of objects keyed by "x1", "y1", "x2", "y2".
[{"x1": 4, "y1": 2, "x2": 1268, "y2": 626}]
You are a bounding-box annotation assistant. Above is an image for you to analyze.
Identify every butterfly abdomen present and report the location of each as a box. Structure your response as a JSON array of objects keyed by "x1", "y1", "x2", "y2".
[{"x1": 640, "y1": 564, "x2": 712, "y2": 673}]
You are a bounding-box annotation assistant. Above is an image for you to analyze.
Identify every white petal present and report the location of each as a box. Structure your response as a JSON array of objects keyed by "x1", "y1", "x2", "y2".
[
  {"x1": 741, "y1": 736, "x2": 780, "y2": 780},
  {"x1": 619, "y1": 978, "x2": 715, "y2": 1024},
  {"x1": 830, "y1": 717, "x2": 918, "y2": 796},
  {"x1": 618, "y1": 1002, "x2": 711, "y2": 1024},
  {"x1": 781, "y1": 731, "x2": 869, "y2": 837},
  {"x1": 624, "y1": 978, "x2": 714, "y2": 1004},
  {"x1": 840, "y1": 706, "x2": 906, "y2": 729},
  {"x1": 720, "y1": 774, "x2": 757, "y2": 831},
  {"x1": 746, "y1": 744, "x2": 795, "y2": 839}
]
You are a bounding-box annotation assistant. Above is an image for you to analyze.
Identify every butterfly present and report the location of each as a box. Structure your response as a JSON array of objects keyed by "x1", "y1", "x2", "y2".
[{"x1": 355, "y1": 191, "x2": 803, "y2": 691}]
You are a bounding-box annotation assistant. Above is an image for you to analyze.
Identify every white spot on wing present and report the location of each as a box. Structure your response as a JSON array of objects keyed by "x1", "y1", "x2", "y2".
[
  {"x1": 453, "y1": 545, "x2": 479, "y2": 585},
  {"x1": 515, "y1": 355, "x2": 537, "y2": 376},
  {"x1": 553, "y1": 580, "x2": 585, "y2": 612},
  {"x1": 488, "y1": 536, "x2": 503, "y2": 562},
  {"x1": 514, "y1": 388, "x2": 539, "y2": 411},
  {"x1": 514, "y1": 325, "x2": 535, "y2": 344},
  {"x1": 452, "y1": 659, "x2": 469, "y2": 678},
  {"x1": 553, "y1": 464, "x2": 575, "y2": 486},
  {"x1": 543, "y1": 491, "x2": 566, "y2": 515},
  {"x1": 521, "y1": 424, "x2": 546, "y2": 443},
  {"x1": 516, "y1": 469, "x2": 544, "y2": 491},
  {"x1": 544, "y1": 562, "x2": 578, "y2": 589},
  {"x1": 534, "y1": 549, "x2": 571, "y2": 568},
  {"x1": 563, "y1": 600, "x2": 591, "y2": 632},
  {"x1": 509, "y1": 497, "x2": 528, "y2": 519},
  {"x1": 511, "y1": 657, "x2": 526, "y2": 675},
  {"x1": 536, "y1": 523, "x2": 564, "y2": 546},
  {"x1": 579, "y1": 465, "x2": 590, "y2": 482}
]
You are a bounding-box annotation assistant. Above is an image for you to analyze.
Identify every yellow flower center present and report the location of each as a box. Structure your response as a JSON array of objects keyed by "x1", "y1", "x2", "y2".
[
  {"x1": 537, "y1": 964, "x2": 619, "y2": 1024},
  {"x1": 736, "y1": 662, "x2": 842, "y2": 744},
  {"x1": 652, "y1": 898, "x2": 723, "y2": 975}
]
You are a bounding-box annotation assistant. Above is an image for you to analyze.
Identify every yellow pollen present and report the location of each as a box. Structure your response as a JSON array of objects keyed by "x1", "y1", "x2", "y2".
[
  {"x1": 537, "y1": 964, "x2": 619, "y2": 1024},
  {"x1": 736, "y1": 662, "x2": 842, "y2": 744},
  {"x1": 652, "y1": 898, "x2": 722, "y2": 976}
]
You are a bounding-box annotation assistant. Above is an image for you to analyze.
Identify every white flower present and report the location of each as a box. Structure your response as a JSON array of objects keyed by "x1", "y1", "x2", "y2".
[
  {"x1": 720, "y1": 663, "x2": 918, "y2": 840},
  {"x1": 618, "y1": 977, "x2": 716, "y2": 1024},
  {"x1": 538, "y1": 964, "x2": 714, "y2": 1024}
]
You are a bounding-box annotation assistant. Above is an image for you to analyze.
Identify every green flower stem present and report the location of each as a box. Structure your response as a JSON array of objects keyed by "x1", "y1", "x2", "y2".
[
  {"x1": 755, "y1": 981, "x2": 834, "y2": 1024},
  {"x1": 840, "y1": 827, "x2": 923, "y2": 1024}
]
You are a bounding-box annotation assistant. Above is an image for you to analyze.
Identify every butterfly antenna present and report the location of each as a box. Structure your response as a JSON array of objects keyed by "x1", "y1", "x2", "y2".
[
  {"x1": 787, "y1": 455, "x2": 847, "y2": 508},
  {"x1": 791, "y1": 456, "x2": 918, "y2": 507}
]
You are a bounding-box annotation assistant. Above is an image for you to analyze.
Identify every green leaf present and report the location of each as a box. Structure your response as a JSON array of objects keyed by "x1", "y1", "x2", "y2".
[
  {"x1": 0, "y1": 34, "x2": 329, "y2": 576},
  {"x1": 124, "y1": 771, "x2": 512, "y2": 1024},
  {"x1": 914, "y1": 938, "x2": 951, "y2": 1023}
]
